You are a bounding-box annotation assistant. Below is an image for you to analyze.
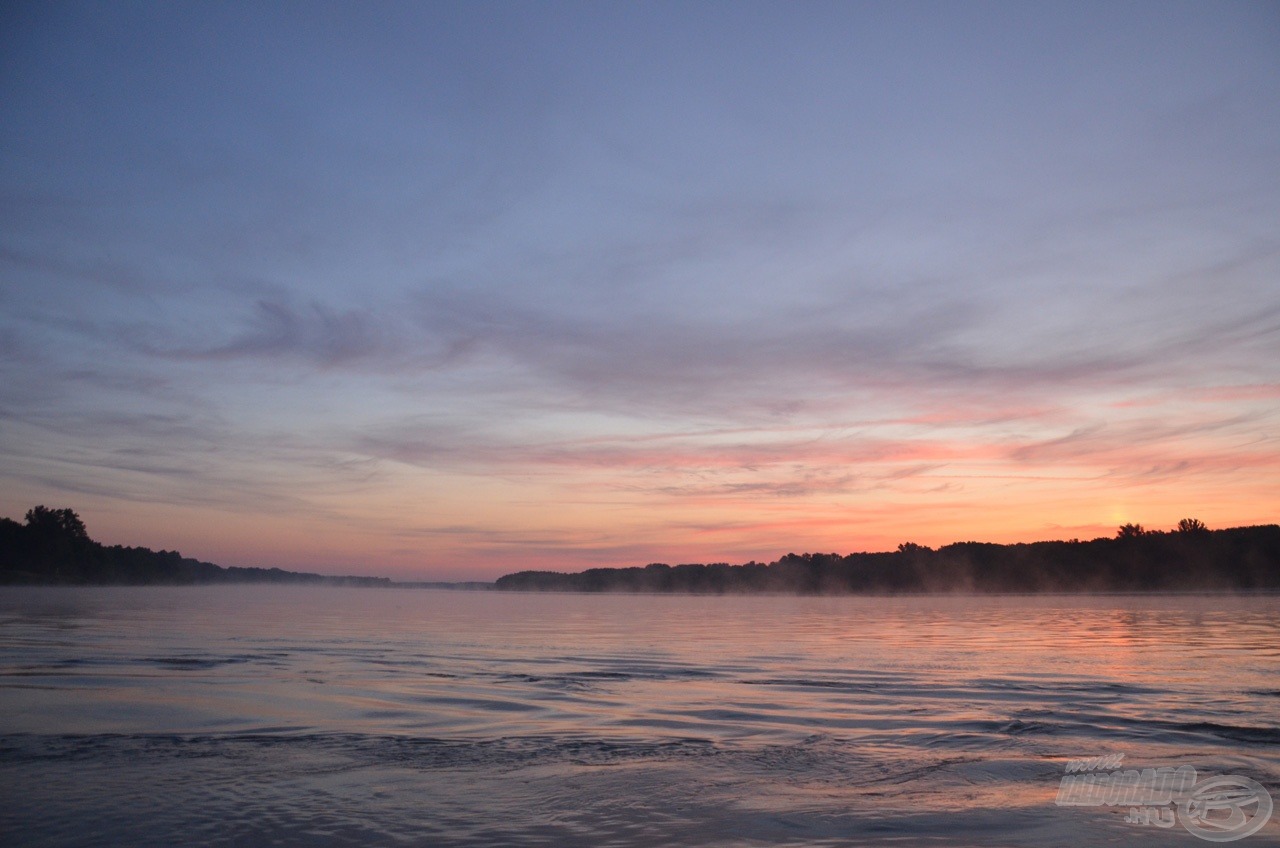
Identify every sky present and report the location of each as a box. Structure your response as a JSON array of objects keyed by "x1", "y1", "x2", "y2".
[{"x1": 1, "y1": 1, "x2": 1278, "y2": 580}]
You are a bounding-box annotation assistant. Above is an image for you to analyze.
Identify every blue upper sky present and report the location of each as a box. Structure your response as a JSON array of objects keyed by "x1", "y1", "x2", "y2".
[{"x1": 2, "y1": 2, "x2": 1278, "y2": 578}]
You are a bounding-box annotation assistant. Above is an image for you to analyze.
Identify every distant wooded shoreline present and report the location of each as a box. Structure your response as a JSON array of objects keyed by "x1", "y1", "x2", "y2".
[
  {"x1": 3, "y1": 506, "x2": 1277, "y2": 593},
  {"x1": 495, "y1": 521, "x2": 1280, "y2": 594},
  {"x1": 0, "y1": 506, "x2": 391, "y2": 587}
]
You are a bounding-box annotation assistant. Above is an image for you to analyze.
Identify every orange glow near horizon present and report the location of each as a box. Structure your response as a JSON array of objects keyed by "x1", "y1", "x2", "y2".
[
  {"x1": 2, "y1": 1, "x2": 1278, "y2": 583},
  {"x1": 15, "y1": 394, "x2": 1273, "y2": 581}
]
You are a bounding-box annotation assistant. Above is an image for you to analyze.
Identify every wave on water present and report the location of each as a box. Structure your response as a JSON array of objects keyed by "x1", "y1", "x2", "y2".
[
  {"x1": 0, "y1": 731, "x2": 1048, "y2": 847},
  {"x1": 2, "y1": 588, "x2": 1277, "y2": 846},
  {"x1": 5, "y1": 728, "x2": 1273, "y2": 847}
]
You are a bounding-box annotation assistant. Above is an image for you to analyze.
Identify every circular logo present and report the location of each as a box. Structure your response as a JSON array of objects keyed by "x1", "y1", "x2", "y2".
[{"x1": 1179, "y1": 774, "x2": 1274, "y2": 842}]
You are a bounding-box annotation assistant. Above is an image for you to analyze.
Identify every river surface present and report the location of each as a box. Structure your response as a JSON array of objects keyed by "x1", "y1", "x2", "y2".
[{"x1": 1, "y1": 587, "x2": 1277, "y2": 846}]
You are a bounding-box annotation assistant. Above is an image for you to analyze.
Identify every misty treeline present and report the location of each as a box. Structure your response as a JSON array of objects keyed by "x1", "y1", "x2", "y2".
[
  {"x1": 6, "y1": 505, "x2": 1278, "y2": 593},
  {"x1": 496, "y1": 522, "x2": 1280, "y2": 593},
  {"x1": 0, "y1": 506, "x2": 390, "y2": 586}
]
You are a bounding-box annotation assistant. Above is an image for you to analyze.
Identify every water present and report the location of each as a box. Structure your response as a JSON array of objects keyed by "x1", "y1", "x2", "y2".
[{"x1": 1, "y1": 587, "x2": 1277, "y2": 846}]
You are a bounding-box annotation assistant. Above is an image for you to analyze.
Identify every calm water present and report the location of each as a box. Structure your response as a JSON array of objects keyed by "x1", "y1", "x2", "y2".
[{"x1": 1, "y1": 587, "x2": 1277, "y2": 846}]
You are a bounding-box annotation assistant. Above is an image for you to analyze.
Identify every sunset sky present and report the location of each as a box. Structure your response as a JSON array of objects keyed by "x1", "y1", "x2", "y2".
[{"x1": 2, "y1": 2, "x2": 1278, "y2": 579}]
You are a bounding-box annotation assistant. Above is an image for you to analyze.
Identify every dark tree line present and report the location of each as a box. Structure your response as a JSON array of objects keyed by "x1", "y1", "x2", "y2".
[
  {"x1": 7, "y1": 506, "x2": 1275, "y2": 593},
  {"x1": 495, "y1": 522, "x2": 1280, "y2": 594},
  {"x1": 0, "y1": 506, "x2": 390, "y2": 587}
]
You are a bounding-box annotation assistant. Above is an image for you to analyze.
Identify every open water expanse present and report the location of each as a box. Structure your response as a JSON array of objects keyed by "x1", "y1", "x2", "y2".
[{"x1": 1, "y1": 586, "x2": 1277, "y2": 846}]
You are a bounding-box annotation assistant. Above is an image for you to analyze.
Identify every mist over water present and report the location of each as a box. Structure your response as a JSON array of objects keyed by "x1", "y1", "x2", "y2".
[{"x1": 1, "y1": 587, "x2": 1277, "y2": 846}]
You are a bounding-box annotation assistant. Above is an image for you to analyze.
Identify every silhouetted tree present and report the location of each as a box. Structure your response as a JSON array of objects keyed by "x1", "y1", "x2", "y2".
[
  {"x1": 1116, "y1": 523, "x2": 1146, "y2": 539},
  {"x1": 25, "y1": 506, "x2": 88, "y2": 540},
  {"x1": 1177, "y1": 518, "x2": 1208, "y2": 534}
]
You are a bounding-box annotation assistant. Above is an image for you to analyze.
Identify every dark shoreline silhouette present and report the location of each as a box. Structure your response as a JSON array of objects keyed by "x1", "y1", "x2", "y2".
[
  {"x1": 0, "y1": 506, "x2": 391, "y2": 587},
  {"x1": 4, "y1": 506, "x2": 1278, "y2": 593},
  {"x1": 496, "y1": 522, "x2": 1280, "y2": 594}
]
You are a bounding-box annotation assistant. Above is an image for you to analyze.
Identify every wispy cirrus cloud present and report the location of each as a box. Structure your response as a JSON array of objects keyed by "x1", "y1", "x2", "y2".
[{"x1": 2, "y1": 2, "x2": 1278, "y2": 576}]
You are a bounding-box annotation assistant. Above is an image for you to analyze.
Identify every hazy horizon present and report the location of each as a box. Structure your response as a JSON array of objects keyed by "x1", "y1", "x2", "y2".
[{"x1": 3, "y1": 2, "x2": 1278, "y2": 580}]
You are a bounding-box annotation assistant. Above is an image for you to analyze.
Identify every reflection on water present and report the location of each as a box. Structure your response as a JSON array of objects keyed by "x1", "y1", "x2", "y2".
[{"x1": 1, "y1": 587, "x2": 1277, "y2": 846}]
